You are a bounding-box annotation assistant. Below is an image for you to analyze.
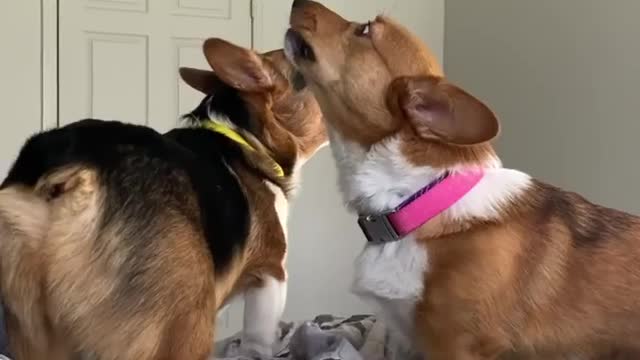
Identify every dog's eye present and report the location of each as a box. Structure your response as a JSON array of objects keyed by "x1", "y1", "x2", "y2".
[{"x1": 355, "y1": 22, "x2": 371, "y2": 37}]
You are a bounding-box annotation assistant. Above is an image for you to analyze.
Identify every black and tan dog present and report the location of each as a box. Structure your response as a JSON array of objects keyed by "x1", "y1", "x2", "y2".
[{"x1": 0, "y1": 38, "x2": 326, "y2": 359}]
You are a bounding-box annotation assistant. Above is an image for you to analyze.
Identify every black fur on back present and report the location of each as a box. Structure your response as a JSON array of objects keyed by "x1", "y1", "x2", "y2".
[{"x1": 1, "y1": 85, "x2": 258, "y2": 275}]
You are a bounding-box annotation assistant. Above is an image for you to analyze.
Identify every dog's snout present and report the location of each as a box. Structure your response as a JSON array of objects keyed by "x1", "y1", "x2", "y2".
[
  {"x1": 290, "y1": 1, "x2": 349, "y2": 36},
  {"x1": 292, "y1": 0, "x2": 308, "y2": 9}
]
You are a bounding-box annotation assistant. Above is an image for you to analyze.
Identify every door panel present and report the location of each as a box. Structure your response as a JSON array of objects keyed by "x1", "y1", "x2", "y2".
[{"x1": 59, "y1": 0, "x2": 252, "y2": 132}]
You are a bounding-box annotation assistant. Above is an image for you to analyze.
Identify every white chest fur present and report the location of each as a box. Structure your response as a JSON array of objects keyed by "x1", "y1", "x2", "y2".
[
  {"x1": 265, "y1": 181, "x2": 289, "y2": 270},
  {"x1": 327, "y1": 129, "x2": 437, "y2": 343},
  {"x1": 327, "y1": 127, "x2": 532, "y2": 347},
  {"x1": 352, "y1": 236, "x2": 428, "y2": 345},
  {"x1": 265, "y1": 181, "x2": 289, "y2": 239}
]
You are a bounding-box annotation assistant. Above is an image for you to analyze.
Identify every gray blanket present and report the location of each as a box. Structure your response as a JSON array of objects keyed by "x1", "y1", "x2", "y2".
[
  {"x1": 0, "y1": 313, "x2": 419, "y2": 359},
  {"x1": 213, "y1": 315, "x2": 421, "y2": 360}
]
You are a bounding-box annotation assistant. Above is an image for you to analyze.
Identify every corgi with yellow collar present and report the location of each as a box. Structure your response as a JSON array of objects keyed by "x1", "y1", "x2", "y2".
[
  {"x1": 286, "y1": 1, "x2": 640, "y2": 358},
  {"x1": 0, "y1": 38, "x2": 326, "y2": 359}
]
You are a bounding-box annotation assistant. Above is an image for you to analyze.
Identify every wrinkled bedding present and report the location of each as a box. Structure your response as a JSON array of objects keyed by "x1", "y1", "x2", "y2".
[
  {"x1": 213, "y1": 315, "x2": 421, "y2": 360},
  {"x1": 0, "y1": 313, "x2": 419, "y2": 360}
]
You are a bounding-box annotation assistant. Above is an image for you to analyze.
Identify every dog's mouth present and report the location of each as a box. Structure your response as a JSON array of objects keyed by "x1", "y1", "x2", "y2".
[{"x1": 285, "y1": 29, "x2": 316, "y2": 64}]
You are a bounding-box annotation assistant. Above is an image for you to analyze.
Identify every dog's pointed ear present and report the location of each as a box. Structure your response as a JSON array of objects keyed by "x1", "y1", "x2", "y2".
[
  {"x1": 179, "y1": 67, "x2": 223, "y2": 94},
  {"x1": 203, "y1": 38, "x2": 273, "y2": 92},
  {"x1": 387, "y1": 76, "x2": 499, "y2": 145}
]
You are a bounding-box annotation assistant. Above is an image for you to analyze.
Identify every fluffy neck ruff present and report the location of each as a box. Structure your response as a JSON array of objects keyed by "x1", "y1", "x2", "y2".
[{"x1": 327, "y1": 127, "x2": 532, "y2": 230}]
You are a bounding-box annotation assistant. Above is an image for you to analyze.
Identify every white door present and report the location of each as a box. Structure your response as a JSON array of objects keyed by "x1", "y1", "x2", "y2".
[
  {"x1": 58, "y1": 0, "x2": 252, "y2": 133},
  {"x1": 0, "y1": 0, "x2": 44, "y2": 178}
]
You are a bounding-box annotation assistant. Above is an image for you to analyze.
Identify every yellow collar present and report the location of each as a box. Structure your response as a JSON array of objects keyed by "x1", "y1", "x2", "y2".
[{"x1": 201, "y1": 119, "x2": 285, "y2": 178}]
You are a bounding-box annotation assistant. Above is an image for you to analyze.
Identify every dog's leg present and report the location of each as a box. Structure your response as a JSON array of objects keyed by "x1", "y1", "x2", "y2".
[
  {"x1": 239, "y1": 276, "x2": 287, "y2": 356},
  {"x1": 163, "y1": 306, "x2": 215, "y2": 360}
]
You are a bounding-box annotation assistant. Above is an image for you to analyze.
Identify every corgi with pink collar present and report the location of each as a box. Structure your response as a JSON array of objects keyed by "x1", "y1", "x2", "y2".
[{"x1": 286, "y1": 1, "x2": 640, "y2": 359}]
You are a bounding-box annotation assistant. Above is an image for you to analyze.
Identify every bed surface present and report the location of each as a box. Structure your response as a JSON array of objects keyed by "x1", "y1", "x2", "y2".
[
  {"x1": 0, "y1": 313, "x2": 418, "y2": 359},
  {"x1": 214, "y1": 314, "x2": 420, "y2": 360}
]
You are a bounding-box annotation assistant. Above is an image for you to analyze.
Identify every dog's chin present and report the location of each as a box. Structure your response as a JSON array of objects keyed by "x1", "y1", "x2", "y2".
[{"x1": 285, "y1": 29, "x2": 316, "y2": 65}]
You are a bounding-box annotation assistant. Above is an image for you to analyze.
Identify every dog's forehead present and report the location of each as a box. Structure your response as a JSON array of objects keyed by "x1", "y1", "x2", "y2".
[{"x1": 372, "y1": 16, "x2": 443, "y2": 78}]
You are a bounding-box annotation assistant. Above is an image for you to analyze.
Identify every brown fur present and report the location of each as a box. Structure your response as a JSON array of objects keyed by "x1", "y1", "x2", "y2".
[
  {"x1": 0, "y1": 39, "x2": 326, "y2": 359},
  {"x1": 221, "y1": 163, "x2": 288, "y2": 304},
  {"x1": 288, "y1": 1, "x2": 496, "y2": 164},
  {"x1": 416, "y1": 183, "x2": 640, "y2": 359},
  {"x1": 288, "y1": 1, "x2": 640, "y2": 359},
  {"x1": 1, "y1": 164, "x2": 218, "y2": 360},
  {"x1": 200, "y1": 39, "x2": 325, "y2": 174}
]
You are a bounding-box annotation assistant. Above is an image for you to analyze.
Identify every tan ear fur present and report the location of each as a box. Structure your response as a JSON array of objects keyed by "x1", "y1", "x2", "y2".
[
  {"x1": 203, "y1": 38, "x2": 273, "y2": 92},
  {"x1": 387, "y1": 76, "x2": 500, "y2": 145},
  {"x1": 178, "y1": 67, "x2": 222, "y2": 94}
]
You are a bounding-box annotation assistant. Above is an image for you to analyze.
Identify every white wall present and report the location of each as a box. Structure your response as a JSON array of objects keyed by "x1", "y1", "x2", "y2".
[
  {"x1": 256, "y1": 0, "x2": 444, "y2": 321},
  {"x1": 0, "y1": 1, "x2": 44, "y2": 178},
  {"x1": 445, "y1": 1, "x2": 640, "y2": 212}
]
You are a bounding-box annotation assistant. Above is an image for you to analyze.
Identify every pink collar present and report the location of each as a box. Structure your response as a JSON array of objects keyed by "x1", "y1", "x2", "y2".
[{"x1": 357, "y1": 170, "x2": 484, "y2": 243}]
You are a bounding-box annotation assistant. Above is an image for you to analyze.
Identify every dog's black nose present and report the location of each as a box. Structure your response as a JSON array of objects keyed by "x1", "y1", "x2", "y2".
[{"x1": 292, "y1": 0, "x2": 307, "y2": 9}]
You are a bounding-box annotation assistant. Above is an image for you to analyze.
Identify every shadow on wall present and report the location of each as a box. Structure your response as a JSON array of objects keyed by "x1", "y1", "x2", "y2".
[{"x1": 444, "y1": 0, "x2": 640, "y2": 213}]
